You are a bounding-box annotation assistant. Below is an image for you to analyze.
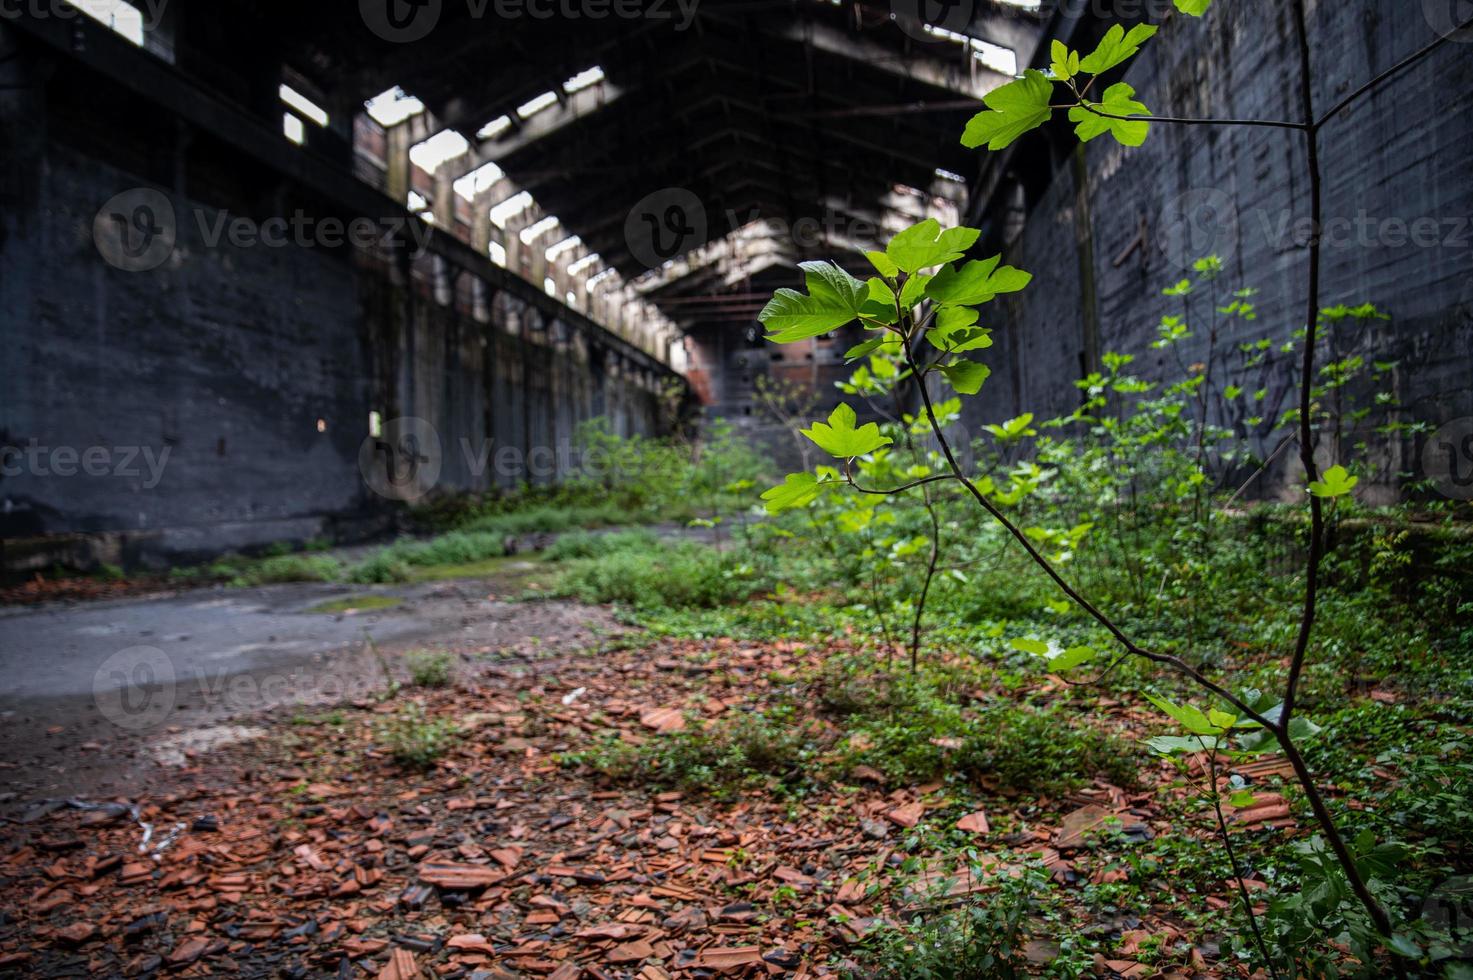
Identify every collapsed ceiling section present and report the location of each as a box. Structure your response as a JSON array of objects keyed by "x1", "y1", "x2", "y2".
[{"x1": 251, "y1": 0, "x2": 1045, "y2": 342}]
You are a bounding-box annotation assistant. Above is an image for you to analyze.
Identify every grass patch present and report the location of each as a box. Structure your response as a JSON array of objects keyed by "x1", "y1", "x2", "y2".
[
  {"x1": 406, "y1": 650, "x2": 454, "y2": 688},
  {"x1": 556, "y1": 541, "x2": 766, "y2": 609},
  {"x1": 377, "y1": 702, "x2": 457, "y2": 770},
  {"x1": 304, "y1": 594, "x2": 402, "y2": 614},
  {"x1": 566, "y1": 704, "x2": 831, "y2": 795}
]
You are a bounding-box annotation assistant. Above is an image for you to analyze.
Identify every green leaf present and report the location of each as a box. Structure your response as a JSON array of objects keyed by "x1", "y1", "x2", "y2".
[
  {"x1": 1053, "y1": 645, "x2": 1096, "y2": 670},
  {"x1": 960, "y1": 69, "x2": 1053, "y2": 151},
  {"x1": 844, "y1": 336, "x2": 899, "y2": 362},
  {"x1": 760, "y1": 261, "x2": 869, "y2": 343},
  {"x1": 1228, "y1": 789, "x2": 1256, "y2": 808},
  {"x1": 760, "y1": 472, "x2": 832, "y2": 513},
  {"x1": 1049, "y1": 39, "x2": 1079, "y2": 80},
  {"x1": 885, "y1": 219, "x2": 981, "y2": 274},
  {"x1": 1174, "y1": 0, "x2": 1211, "y2": 15},
  {"x1": 801, "y1": 402, "x2": 892, "y2": 459},
  {"x1": 983, "y1": 413, "x2": 1036, "y2": 442},
  {"x1": 898, "y1": 272, "x2": 932, "y2": 310},
  {"x1": 925, "y1": 306, "x2": 990, "y2": 356},
  {"x1": 1143, "y1": 693, "x2": 1225, "y2": 737},
  {"x1": 926, "y1": 255, "x2": 1033, "y2": 306},
  {"x1": 865, "y1": 250, "x2": 899, "y2": 279},
  {"x1": 1078, "y1": 23, "x2": 1158, "y2": 76},
  {"x1": 1146, "y1": 735, "x2": 1202, "y2": 756},
  {"x1": 938, "y1": 359, "x2": 990, "y2": 395},
  {"x1": 1069, "y1": 83, "x2": 1151, "y2": 147},
  {"x1": 1307, "y1": 464, "x2": 1358, "y2": 498},
  {"x1": 1387, "y1": 934, "x2": 1422, "y2": 960},
  {"x1": 1009, "y1": 637, "x2": 1049, "y2": 657}
]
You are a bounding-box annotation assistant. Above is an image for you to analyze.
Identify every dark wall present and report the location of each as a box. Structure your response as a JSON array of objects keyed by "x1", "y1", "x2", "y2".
[
  {"x1": 970, "y1": 0, "x2": 1473, "y2": 500},
  {"x1": 0, "y1": 36, "x2": 665, "y2": 572}
]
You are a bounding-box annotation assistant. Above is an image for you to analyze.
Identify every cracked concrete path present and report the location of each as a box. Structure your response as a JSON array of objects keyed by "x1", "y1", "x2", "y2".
[{"x1": 0, "y1": 572, "x2": 623, "y2": 803}]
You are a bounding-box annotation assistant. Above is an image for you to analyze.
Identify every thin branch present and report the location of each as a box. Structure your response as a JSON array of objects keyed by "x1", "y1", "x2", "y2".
[
  {"x1": 1071, "y1": 102, "x2": 1307, "y2": 132},
  {"x1": 1198, "y1": 737, "x2": 1281, "y2": 980},
  {"x1": 845, "y1": 472, "x2": 954, "y2": 496},
  {"x1": 1313, "y1": 16, "x2": 1473, "y2": 131},
  {"x1": 898, "y1": 331, "x2": 1279, "y2": 733},
  {"x1": 909, "y1": 485, "x2": 943, "y2": 672}
]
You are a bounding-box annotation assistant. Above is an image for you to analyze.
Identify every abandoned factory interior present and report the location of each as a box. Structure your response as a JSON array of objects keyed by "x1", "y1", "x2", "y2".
[{"x1": 1, "y1": 1, "x2": 1471, "y2": 978}]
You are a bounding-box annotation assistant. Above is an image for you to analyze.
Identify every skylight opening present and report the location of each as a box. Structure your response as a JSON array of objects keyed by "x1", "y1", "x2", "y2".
[
  {"x1": 935, "y1": 167, "x2": 966, "y2": 183},
  {"x1": 453, "y1": 162, "x2": 505, "y2": 201},
  {"x1": 279, "y1": 84, "x2": 328, "y2": 127},
  {"x1": 586, "y1": 268, "x2": 617, "y2": 291},
  {"x1": 544, "y1": 277, "x2": 558, "y2": 296},
  {"x1": 283, "y1": 113, "x2": 306, "y2": 145},
  {"x1": 970, "y1": 38, "x2": 1017, "y2": 75},
  {"x1": 516, "y1": 91, "x2": 559, "y2": 119},
  {"x1": 365, "y1": 87, "x2": 425, "y2": 127},
  {"x1": 563, "y1": 66, "x2": 606, "y2": 94},
  {"x1": 488, "y1": 191, "x2": 534, "y2": 228},
  {"x1": 921, "y1": 24, "x2": 1018, "y2": 76},
  {"x1": 519, "y1": 215, "x2": 560, "y2": 245},
  {"x1": 477, "y1": 115, "x2": 513, "y2": 141},
  {"x1": 545, "y1": 235, "x2": 582, "y2": 261},
  {"x1": 407, "y1": 190, "x2": 431, "y2": 214},
  {"x1": 75, "y1": 0, "x2": 144, "y2": 46},
  {"x1": 567, "y1": 254, "x2": 602, "y2": 275},
  {"x1": 490, "y1": 241, "x2": 507, "y2": 266},
  {"x1": 409, "y1": 129, "x2": 470, "y2": 173}
]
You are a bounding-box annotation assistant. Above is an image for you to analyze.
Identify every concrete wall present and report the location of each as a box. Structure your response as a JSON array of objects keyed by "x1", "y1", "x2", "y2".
[
  {"x1": 0, "y1": 40, "x2": 666, "y2": 572},
  {"x1": 968, "y1": 0, "x2": 1473, "y2": 499}
]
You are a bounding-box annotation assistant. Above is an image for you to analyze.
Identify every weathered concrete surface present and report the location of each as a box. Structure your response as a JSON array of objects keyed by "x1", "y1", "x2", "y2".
[
  {"x1": 0, "y1": 28, "x2": 671, "y2": 572},
  {"x1": 0, "y1": 576, "x2": 622, "y2": 801},
  {"x1": 967, "y1": 0, "x2": 1473, "y2": 498}
]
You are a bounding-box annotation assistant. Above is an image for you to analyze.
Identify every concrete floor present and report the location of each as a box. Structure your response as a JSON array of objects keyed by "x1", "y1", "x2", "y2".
[{"x1": 0, "y1": 572, "x2": 622, "y2": 803}]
